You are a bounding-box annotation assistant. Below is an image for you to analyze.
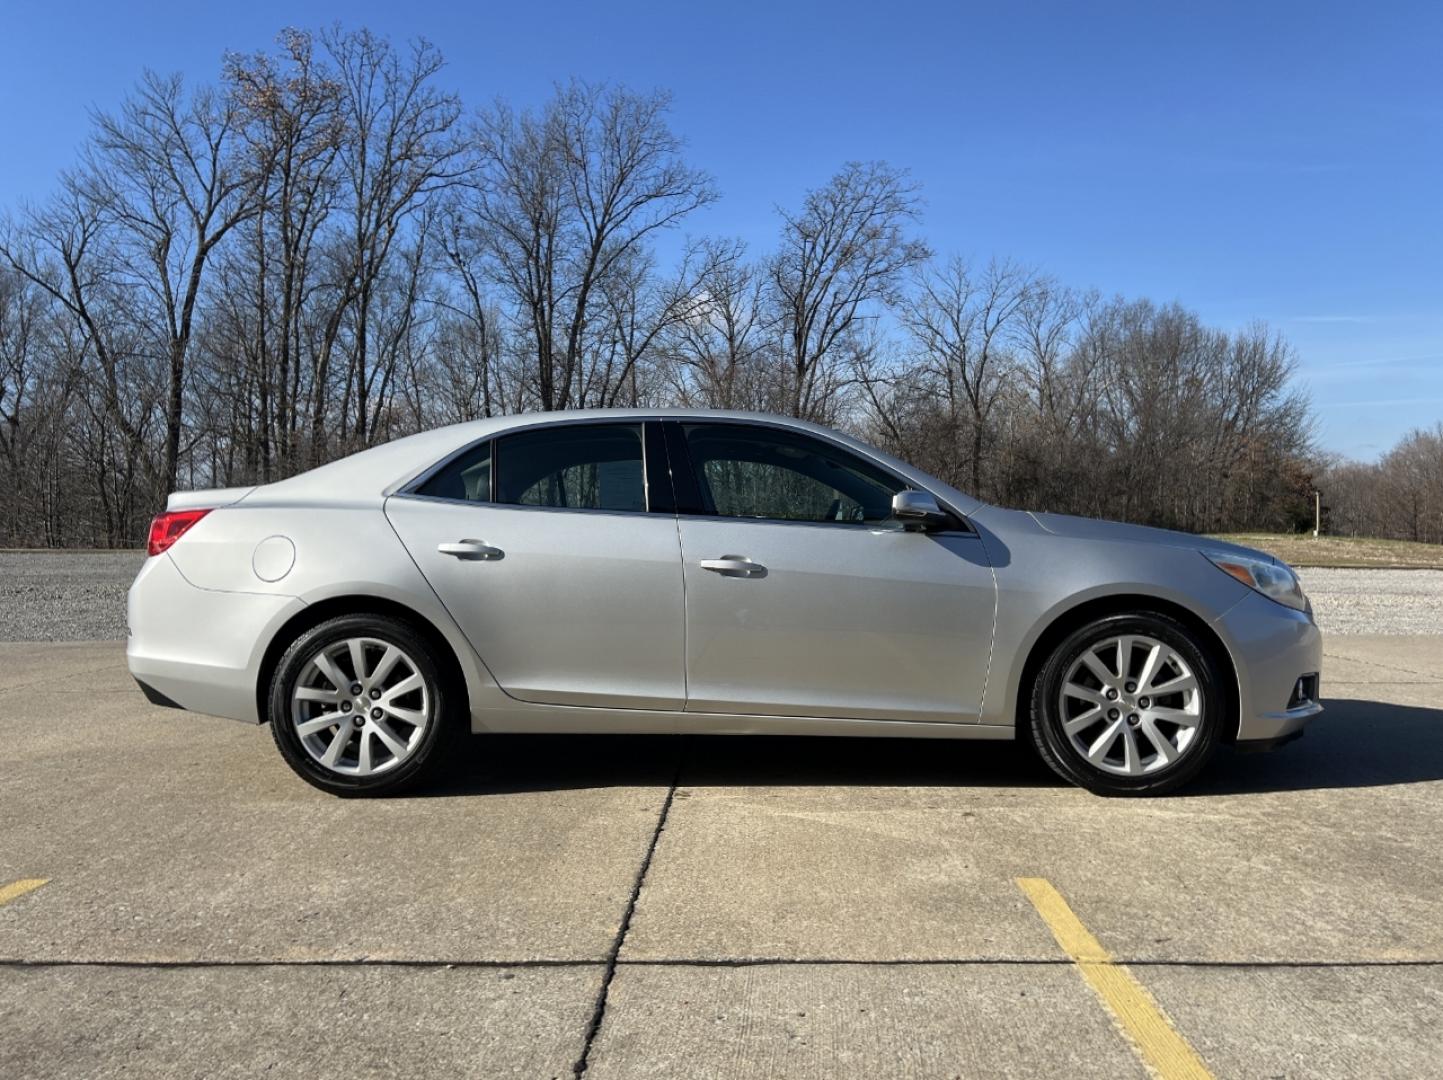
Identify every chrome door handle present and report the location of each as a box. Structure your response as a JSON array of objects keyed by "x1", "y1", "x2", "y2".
[
  {"x1": 438, "y1": 539, "x2": 504, "y2": 560},
  {"x1": 699, "y1": 556, "x2": 766, "y2": 577}
]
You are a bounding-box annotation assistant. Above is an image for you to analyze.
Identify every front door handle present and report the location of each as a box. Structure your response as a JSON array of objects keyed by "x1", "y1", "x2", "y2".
[
  {"x1": 699, "y1": 556, "x2": 766, "y2": 577},
  {"x1": 438, "y1": 539, "x2": 504, "y2": 561}
]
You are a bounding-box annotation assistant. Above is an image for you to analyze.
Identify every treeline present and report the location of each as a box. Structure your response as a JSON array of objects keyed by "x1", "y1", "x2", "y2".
[
  {"x1": 1, "y1": 27, "x2": 1320, "y2": 547},
  {"x1": 1319, "y1": 425, "x2": 1443, "y2": 545}
]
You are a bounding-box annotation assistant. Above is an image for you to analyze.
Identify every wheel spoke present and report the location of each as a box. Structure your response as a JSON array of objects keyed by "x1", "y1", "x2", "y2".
[
  {"x1": 1063, "y1": 683, "x2": 1109, "y2": 708},
  {"x1": 297, "y1": 713, "x2": 341, "y2": 736},
  {"x1": 382, "y1": 673, "x2": 423, "y2": 702},
  {"x1": 1150, "y1": 673, "x2": 1197, "y2": 697},
  {"x1": 357, "y1": 728, "x2": 374, "y2": 775},
  {"x1": 311, "y1": 651, "x2": 346, "y2": 692},
  {"x1": 1087, "y1": 718, "x2": 1124, "y2": 762},
  {"x1": 1080, "y1": 649, "x2": 1116, "y2": 687},
  {"x1": 371, "y1": 718, "x2": 410, "y2": 759},
  {"x1": 1121, "y1": 723, "x2": 1142, "y2": 774},
  {"x1": 348, "y1": 639, "x2": 369, "y2": 684},
  {"x1": 1135, "y1": 644, "x2": 1164, "y2": 693},
  {"x1": 320, "y1": 724, "x2": 352, "y2": 767},
  {"x1": 1140, "y1": 718, "x2": 1178, "y2": 764},
  {"x1": 382, "y1": 703, "x2": 427, "y2": 727},
  {"x1": 370, "y1": 645, "x2": 403, "y2": 687},
  {"x1": 1148, "y1": 706, "x2": 1199, "y2": 728},
  {"x1": 295, "y1": 686, "x2": 340, "y2": 704},
  {"x1": 1116, "y1": 636, "x2": 1138, "y2": 679},
  {"x1": 1063, "y1": 706, "x2": 1104, "y2": 735}
]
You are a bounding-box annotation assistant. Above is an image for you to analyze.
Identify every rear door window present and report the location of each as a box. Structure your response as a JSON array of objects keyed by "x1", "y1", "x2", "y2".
[{"x1": 495, "y1": 424, "x2": 647, "y2": 512}]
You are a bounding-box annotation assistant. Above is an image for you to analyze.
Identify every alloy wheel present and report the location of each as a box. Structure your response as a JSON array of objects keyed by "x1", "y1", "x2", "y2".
[
  {"x1": 1057, "y1": 634, "x2": 1203, "y2": 776},
  {"x1": 290, "y1": 636, "x2": 432, "y2": 777}
]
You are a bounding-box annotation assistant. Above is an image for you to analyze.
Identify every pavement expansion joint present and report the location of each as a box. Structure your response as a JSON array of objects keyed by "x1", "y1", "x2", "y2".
[
  {"x1": 571, "y1": 744, "x2": 686, "y2": 1079},
  {"x1": 4, "y1": 955, "x2": 1439, "y2": 971},
  {"x1": 0, "y1": 957, "x2": 603, "y2": 970}
]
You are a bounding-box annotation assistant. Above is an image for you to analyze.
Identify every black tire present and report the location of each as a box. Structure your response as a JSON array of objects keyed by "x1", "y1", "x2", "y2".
[
  {"x1": 1028, "y1": 611, "x2": 1227, "y2": 796},
  {"x1": 268, "y1": 614, "x2": 458, "y2": 797}
]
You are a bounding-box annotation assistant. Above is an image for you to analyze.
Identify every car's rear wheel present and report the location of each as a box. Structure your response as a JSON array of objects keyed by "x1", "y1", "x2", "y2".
[
  {"x1": 1029, "y1": 612, "x2": 1226, "y2": 796},
  {"x1": 268, "y1": 614, "x2": 455, "y2": 796}
]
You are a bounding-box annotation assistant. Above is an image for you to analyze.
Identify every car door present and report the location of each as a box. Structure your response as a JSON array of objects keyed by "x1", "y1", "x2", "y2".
[
  {"x1": 385, "y1": 420, "x2": 686, "y2": 710},
  {"x1": 669, "y1": 421, "x2": 995, "y2": 723}
]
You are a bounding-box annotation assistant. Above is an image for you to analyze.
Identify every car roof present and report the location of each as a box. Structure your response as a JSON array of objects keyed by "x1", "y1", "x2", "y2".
[{"x1": 243, "y1": 408, "x2": 982, "y2": 514}]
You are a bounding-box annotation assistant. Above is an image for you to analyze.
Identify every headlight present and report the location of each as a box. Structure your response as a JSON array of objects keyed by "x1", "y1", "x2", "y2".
[{"x1": 1202, "y1": 550, "x2": 1308, "y2": 611}]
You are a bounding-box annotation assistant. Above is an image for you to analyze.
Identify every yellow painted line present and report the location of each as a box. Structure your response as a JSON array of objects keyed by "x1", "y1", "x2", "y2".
[
  {"x1": 0, "y1": 878, "x2": 48, "y2": 907},
  {"x1": 1017, "y1": 877, "x2": 1213, "y2": 1080}
]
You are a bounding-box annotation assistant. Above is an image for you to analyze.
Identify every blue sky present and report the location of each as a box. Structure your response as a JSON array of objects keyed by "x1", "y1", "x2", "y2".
[{"x1": 2, "y1": 0, "x2": 1439, "y2": 459}]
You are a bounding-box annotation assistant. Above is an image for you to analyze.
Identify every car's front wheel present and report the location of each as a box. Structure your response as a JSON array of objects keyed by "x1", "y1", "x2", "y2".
[
  {"x1": 1029, "y1": 612, "x2": 1226, "y2": 796},
  {"x1": 268, "y1": 614, "x2": 455, "y2": 796}
]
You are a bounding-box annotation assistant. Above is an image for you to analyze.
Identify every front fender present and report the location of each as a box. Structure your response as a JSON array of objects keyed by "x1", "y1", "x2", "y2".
[{"x1": 977, "y1": 522, "x2": 1253, "y2": 728}]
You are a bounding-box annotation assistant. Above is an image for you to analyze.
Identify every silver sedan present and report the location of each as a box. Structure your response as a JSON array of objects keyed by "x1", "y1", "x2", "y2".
[{"x1": 127, "y1": 409, "x2": 1322, "y2": 797}]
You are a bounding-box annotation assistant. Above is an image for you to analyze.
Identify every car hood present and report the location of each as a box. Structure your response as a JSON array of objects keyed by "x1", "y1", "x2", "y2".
[{"x1": 1025, "y1": 511, "x2": 1278, "y2": 563}]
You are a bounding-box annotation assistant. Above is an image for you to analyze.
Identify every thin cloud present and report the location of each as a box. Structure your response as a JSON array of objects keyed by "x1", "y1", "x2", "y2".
[
  {"x1": 1313, "y1": 353, "x2": 1443, "y2": 370},
  {"x1": 1316, "y1": 396, "x2": 1443, "y2": 408}
]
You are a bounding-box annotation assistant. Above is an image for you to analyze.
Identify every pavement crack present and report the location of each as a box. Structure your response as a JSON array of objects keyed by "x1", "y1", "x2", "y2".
[
  {"x1": 1322, "y1": 651, "x2": 1442, "y2": 682},
  {"x1": 0, "y1": 662, "x2": 127, "y2": 695},
  {"x1": 572, "y1": 745, "x2": 685, "y2": 1078},
  {"x1": 615, "y1": 956, "x2": 1443, "y2": 970}
]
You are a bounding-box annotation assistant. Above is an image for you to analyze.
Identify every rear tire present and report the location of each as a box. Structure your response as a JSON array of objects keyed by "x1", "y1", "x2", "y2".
[
  {"x1": 268, "y1": 614, "x2": 457, "y2": 797},
  {"x1": 1028, "y1": 612, "x2": 1226, "y2": 796}
]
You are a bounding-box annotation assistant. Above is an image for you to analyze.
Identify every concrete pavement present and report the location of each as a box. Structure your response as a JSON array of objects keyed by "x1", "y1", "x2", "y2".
[{"x1": 1, "y1": 636, "x2": 1441, "y2": 1077}]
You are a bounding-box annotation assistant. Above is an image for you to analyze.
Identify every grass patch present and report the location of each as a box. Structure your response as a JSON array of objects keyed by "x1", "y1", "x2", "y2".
[{"x1": 1208, "y1": 533, "x2": 1443, "y2": 569}]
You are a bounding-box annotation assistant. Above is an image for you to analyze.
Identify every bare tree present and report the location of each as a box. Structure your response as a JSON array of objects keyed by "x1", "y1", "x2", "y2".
[
  {"x1": 435, "y1": 199, "x2": 507, "y2": 418},
  {"x1": 308, "y1": 28, "x2": 464, "y2": 458},
  {"x1": 897, "y1": 257, "x2": 1033, "y2": 496},
  {"x1": 89, "y1": 70, "x2": 261, "y2": 490},
  {"x1": 769, "y1": 161, "x2": 929, "y2": 420},
  {"x1": 1380, "y1": 425, "x2": 1443, "y2": 543},
  {"x1": 469, "y1": 82, "x2": 716, "y2": 410},
  {"x1": 2, "y1": 181, "x2": 164, "y2": 540},
  {"x1": 661, "y1": 238, "x2": 772, "y2": 409},
  {"x1": 0, "y1": 267, "x2": 60, "y2": 541},
  {"x1": 224, "y1": 29, "x2": 344, "y2": 477}
]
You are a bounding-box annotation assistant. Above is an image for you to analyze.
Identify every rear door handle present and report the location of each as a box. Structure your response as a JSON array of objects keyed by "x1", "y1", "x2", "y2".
[
  {"x1": 438, "y1": 539, "x2": 504, "y2": 561},
  {"x1": 699, "y1": 556, "x2": 766, "y2": 577}
]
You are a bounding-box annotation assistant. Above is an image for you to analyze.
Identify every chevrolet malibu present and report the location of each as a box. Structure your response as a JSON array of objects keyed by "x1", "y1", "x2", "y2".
[{"x1": 127, "y1": 410, "x2": 1322, "y2": 797}]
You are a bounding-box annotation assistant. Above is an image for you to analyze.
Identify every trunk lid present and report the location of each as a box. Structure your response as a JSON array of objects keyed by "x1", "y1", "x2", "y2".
[{"x1": 165, "y1": 486, "x2": 255, "y2": 511}]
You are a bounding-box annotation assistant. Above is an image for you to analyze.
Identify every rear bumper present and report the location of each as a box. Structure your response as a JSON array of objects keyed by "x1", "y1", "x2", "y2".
[
  {"x1": 1214, "y1": 590, "x2": 1324, "y2": 744},
  {"x1": 126, "y1": 553, "x2": 303, "y2": 724},
  {"x1": 133, "y1": 677, "x2": 184, "y2": 710}
]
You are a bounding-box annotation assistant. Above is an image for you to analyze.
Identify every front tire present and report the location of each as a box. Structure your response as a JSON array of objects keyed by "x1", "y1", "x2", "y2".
[
  {"x1": 268, "y1": 614, "x2": 455, "y2": 797},
  {"x1": 1029, "y1": 612, "x2": 1226, "y2": 796}
]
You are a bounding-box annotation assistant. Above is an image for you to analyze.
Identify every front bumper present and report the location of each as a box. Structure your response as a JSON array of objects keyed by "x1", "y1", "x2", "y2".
[
  {"x1": 1214, "y1": 589, "x2": 1324, "y2": 745},
  {"x1": 127, "y1": 553, "x2": 304, "y2": 724}
]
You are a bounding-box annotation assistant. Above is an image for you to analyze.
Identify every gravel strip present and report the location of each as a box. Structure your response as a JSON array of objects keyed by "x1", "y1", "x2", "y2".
[
  {"x1": 2, "y1": 554, "x2": 1441, "y2": 642},
  {"x1": 0, "y1": 552, "x2": 145, "y2": 641},
  {"x1": 1297, "y1": 567, "x2": 1443, "y2": 636}
]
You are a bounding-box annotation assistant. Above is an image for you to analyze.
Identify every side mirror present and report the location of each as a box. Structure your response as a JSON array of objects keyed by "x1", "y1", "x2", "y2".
[{"x1": 891, "y1": 490, "x2": 949, "y2": 531}]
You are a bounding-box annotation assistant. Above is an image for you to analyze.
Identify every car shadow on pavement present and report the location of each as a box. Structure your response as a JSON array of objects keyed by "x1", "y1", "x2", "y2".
[
  {"x1": 1194, "y1": 696, "x2": 1443, "y2": 795},
  {"x1": 419, "y1": 730, "x2": 1059, "y2": 796},
  {"x1": 414, "y1": 695, "x2": 1443, "y2": 797}
]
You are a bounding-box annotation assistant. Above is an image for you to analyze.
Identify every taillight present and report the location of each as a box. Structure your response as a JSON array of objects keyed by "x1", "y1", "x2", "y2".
[{"x1": 147, "y1": 508, "x2": 212, "y2": 556}]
